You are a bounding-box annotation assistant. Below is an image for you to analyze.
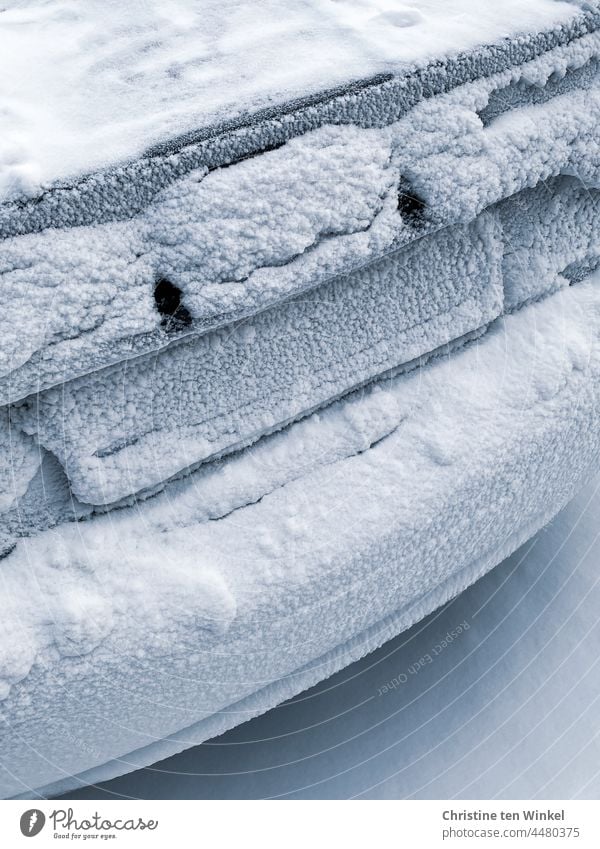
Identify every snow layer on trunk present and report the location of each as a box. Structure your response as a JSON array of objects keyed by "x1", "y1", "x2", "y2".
[
  {"x1": 0, "y1": 123, "x2": 397, "y2": 390},
  {"x1": 1, "y1": 273, "x2": 599, "y2": 798},
  {"x1": 0, "y1": 0, "x2": 584, "y2": 201},
  {"x1": 1, "y1": 28, "x2": 599, "y2": 403}
]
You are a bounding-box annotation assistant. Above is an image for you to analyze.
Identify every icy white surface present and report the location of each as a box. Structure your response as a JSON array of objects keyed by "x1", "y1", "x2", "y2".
[
  {"x1": 75, "y1": 473, "x2": 600, "y2": 800},
  {"x1": 0, "y1": 0, "x2": 582, "y2": 199},
  {"x1": 1, "y1": 274, "x2": 600, "y2": 798}
]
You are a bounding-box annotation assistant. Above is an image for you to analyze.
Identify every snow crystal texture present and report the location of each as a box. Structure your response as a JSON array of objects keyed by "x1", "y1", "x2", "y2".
[
  {"x1": 0, "y1": 0, "x2": 585, "y2": 201},
  {"x1": 1, "y1": 2, "x2": 600, "y2": 801}
]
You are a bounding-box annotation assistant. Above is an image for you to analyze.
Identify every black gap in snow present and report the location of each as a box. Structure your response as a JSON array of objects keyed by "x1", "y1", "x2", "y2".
[
  {"x1": 398, "y1": 178, "x2": 427, "y2": 226},
  {"x1": 154, "y1": 278, "x2": 193, "y2": 331}
]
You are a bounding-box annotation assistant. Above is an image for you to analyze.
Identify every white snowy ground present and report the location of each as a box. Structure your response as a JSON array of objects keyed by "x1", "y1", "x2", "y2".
[
  {"x1": 0, "y1": 0, "x2": 582, "y2": 198},
  {"x1": 63, "y1": 473, "x2": 600, "y2": 800}
]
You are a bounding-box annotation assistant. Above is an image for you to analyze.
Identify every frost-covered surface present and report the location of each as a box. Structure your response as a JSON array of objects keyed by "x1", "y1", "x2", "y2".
[
  {"x1": 17, "y1": 214, "x2": 502, "y2": 505},
  {"x1": 0, "y1": 0, "x2": 585, "y2": 202},
  {"x1": 501, "y1": 176, "x2": 600, "y2": 309},
  {"x1": 71, "y1": 474, "x2": 600, "y2": 801},
  {"x1": 0, "y1": 408, "x2": 40, "y2": 513},
  {"x1": 1, "y1": 274, "x2": 600, "y2": 798},
  {"x1": 3, "y1": 173, "x2": 595, "y2": 547},
  {"x1": 0, "y1": 123, "x2": 398, "y2": 394},
  {"x1": 2, "y1": 28, "x2": 600, "y2": 402}
]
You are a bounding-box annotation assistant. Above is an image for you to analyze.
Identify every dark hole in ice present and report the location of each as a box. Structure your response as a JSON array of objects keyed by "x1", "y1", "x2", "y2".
[
  {"x1": 154, "y1": 278, "x2": 192, "y2": 331},
  {"x1": 398, "y1": 179, "x2": 427, "y2": 226}
]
